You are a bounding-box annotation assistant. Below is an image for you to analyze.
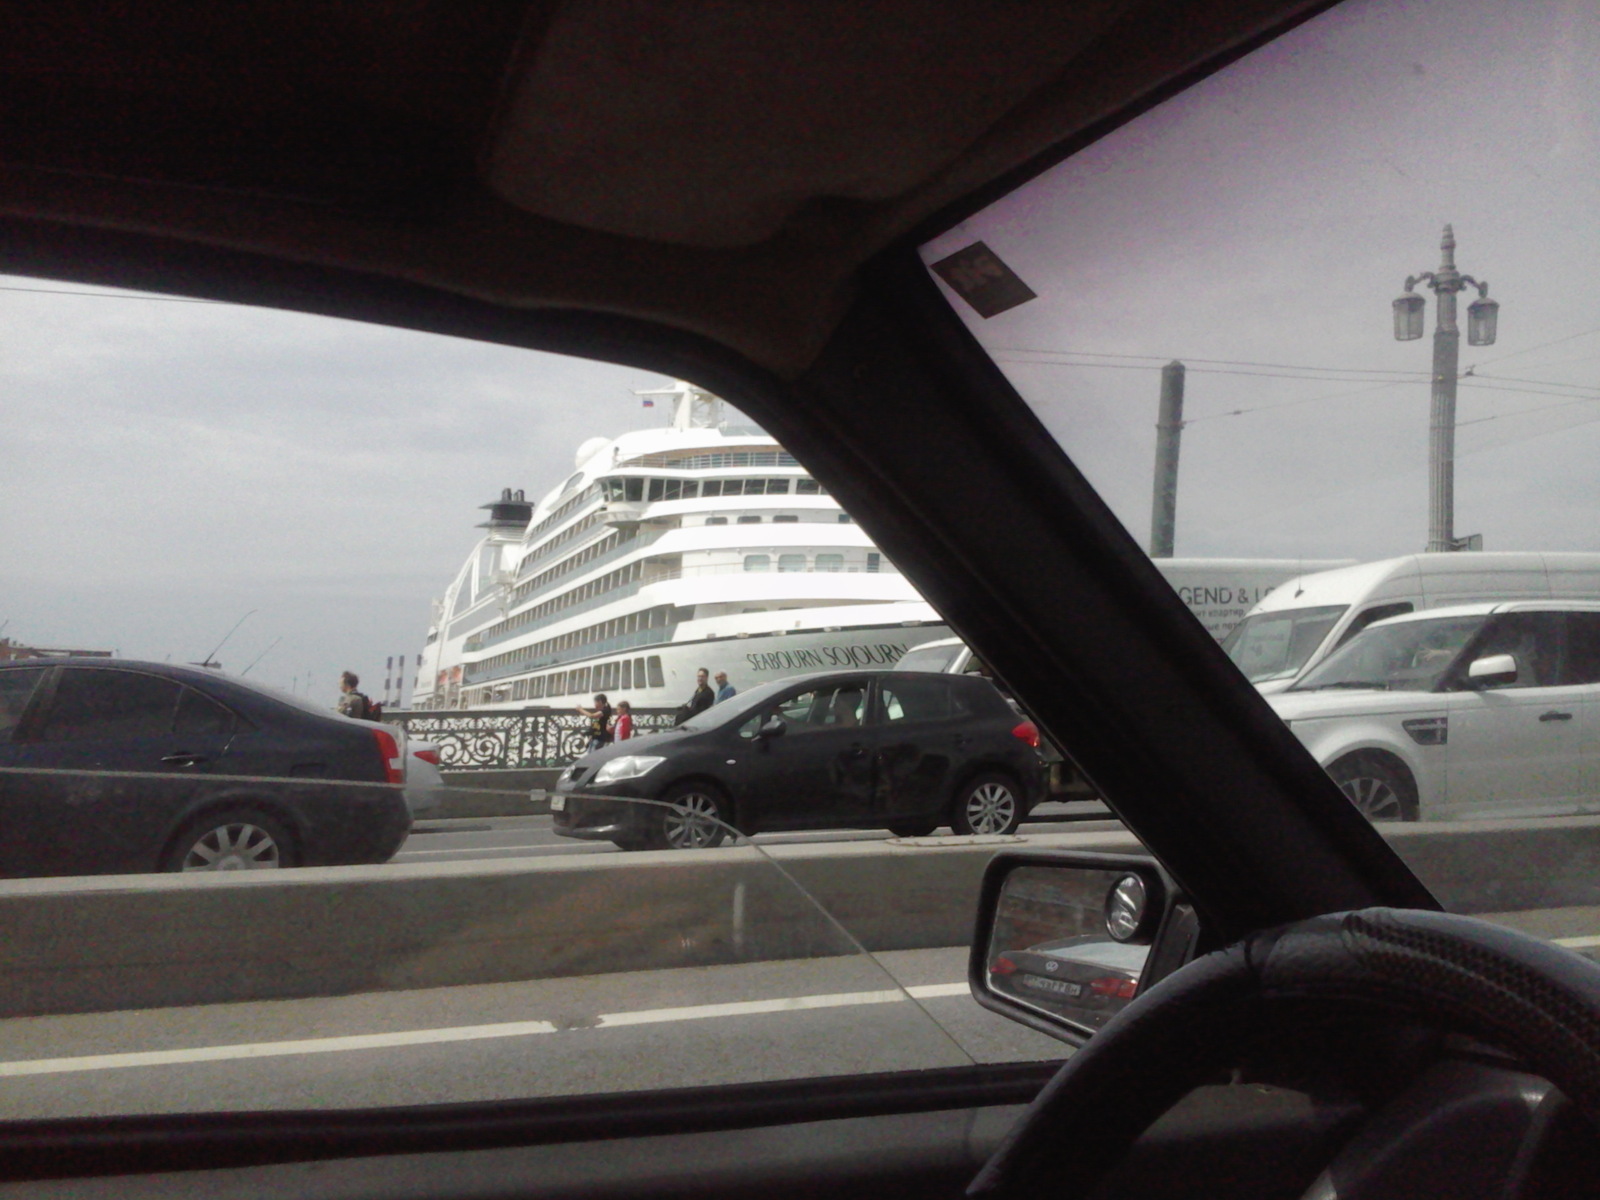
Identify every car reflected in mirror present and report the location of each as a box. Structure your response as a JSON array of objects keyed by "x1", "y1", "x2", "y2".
[{"x1": 970, "y1": 852, "x2": 1199, "y2": 1042}]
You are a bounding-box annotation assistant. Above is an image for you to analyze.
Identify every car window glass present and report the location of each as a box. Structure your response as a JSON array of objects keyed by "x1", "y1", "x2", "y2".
[
  {"x1": 1458, "y1": 612, "x2": 1565, "y2": 689},
  {"x1": 0, "y1": 667, "x2": 48, "y2": 743},
  {"x1": 173, "y1": 686, "x2": 236, "y2": 736},
  {"x1": 1335, "y1": 602, "x2": 1415, "y2": 650},
  {"x1": 1565, "y1": 614, "x2": 1600, "y2": 685},
  {"x1": 880, "y1": 677, "x2": 951, "y2": 722},
  {"x1": 35, "y1": 669, "x2": 182, "y2": 742}
]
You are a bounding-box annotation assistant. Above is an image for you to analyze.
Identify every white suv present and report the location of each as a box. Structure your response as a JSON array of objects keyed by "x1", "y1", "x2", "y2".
[{"x1": 1268, "y1": 602, "x2": 1600, "y2": 821}]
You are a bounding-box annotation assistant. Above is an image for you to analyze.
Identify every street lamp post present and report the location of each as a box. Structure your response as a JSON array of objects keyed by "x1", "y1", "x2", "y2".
[{"x1": 1393, "y1": 225, "x2": 1500, "y2": 552}]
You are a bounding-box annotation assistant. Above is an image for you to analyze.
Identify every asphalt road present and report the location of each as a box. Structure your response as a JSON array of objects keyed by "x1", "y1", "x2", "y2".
[
  {"x1": 392, "y1": 803, "x2": 1121, "y2": 866},
  {"x1": 0, "y1": 947, "x2": 1067, "y2": 1120}
]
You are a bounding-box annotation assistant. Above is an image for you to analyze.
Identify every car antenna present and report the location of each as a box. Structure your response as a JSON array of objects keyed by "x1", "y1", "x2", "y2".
[
  {"x1": 193, "y1": 609, "x2": 257, "y2": 670},
  {"x1": 239, "y1": 636, "x2": 282, "y2": 677}
]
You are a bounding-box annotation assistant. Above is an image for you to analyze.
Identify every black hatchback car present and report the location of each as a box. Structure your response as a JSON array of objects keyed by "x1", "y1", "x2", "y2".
[
  {"x1": 0, "y1": 659, "x2": 413, "y2": 877},
  {"x1": 552, "y1": 670, "x2": 1046, "y2": 849}
]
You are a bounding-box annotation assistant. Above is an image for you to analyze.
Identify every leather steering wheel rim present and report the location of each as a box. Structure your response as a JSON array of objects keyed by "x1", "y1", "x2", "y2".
[{"x1": 969, "y1": 907, "x2": 1600, "y2": 1198}]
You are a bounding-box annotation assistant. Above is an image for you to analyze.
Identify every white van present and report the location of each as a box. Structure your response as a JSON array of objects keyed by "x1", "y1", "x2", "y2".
[{"x1": 1223, "y1": 552, "x2": 1600, "y2": 693}]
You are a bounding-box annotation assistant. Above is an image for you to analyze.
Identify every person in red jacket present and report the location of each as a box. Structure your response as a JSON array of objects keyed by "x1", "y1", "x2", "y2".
[{"x1": 613, "y1": 700, "x2": 634, "y2": 741}]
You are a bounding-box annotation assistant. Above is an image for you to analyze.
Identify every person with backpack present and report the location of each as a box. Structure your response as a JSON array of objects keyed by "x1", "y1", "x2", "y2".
[{"x1": 337, "y1": 670, "x2": 374, "y2": 720}]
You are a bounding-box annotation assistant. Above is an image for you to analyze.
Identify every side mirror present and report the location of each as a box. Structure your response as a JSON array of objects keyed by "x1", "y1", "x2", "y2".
[
  {"x1": 969, "y1": 851, "x2": 1201, "y2": 1043},
  {"x1": 757, "y1": 716, "x2": 787, "y2": 739},
  {"x1": 1466, "y1": 653, "x2": 1518, "y2": 688}
]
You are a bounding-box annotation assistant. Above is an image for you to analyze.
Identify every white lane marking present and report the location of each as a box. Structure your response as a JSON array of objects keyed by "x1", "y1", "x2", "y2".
[
  {"x1": 0, "y1": 984, "x2": 972, "y2": 1078},
  {"x1": 0, "y1": 1020, "x2": 560, "y2": 1078},
  {"x1": 1554, "y1": 934, "x2": 1600, "y2": 949},
  {"x1": 906, "y1": 983, "x2": 970, "y2": 999},
  {"x1": 597, "y1": 990, "x2": 904, "y2": 1027}
]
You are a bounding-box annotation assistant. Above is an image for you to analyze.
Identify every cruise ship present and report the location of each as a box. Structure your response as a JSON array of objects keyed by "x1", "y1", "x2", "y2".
[{"x1": 411, "y1": 383, "x2": 950, "y2": 710}]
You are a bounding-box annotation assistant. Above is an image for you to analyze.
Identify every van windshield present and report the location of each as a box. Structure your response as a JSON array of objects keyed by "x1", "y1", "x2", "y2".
[{"x1": 1221, "y1": 605, "x2": 1347, "y2": 683}]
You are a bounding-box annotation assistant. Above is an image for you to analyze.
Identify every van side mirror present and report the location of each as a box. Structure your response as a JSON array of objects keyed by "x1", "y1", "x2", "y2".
[
  {"x1": 1466, "y1": 653, "x2": 1518, "y2": 688},
  {"x1": 969, "y1": 851, "x2": 1201, "y2": 1043}
]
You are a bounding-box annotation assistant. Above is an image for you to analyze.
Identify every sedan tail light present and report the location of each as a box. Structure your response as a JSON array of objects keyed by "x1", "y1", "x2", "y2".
[
  {"x1": 1089, "y1": 976, "x2": 1138, "y2": 1000},
  {"x1": 372, "y1": 728, "x2": 404, "y2": 784},
  {"x1": 989, "y1": 956, "x2": 1018, "y2": 976},
  {"x1": 413, "y1": 748, "x2": 441, "y2": 765},
  {"x1": 1011, "y1": 721, "x2": 1040, "y2": 748}
]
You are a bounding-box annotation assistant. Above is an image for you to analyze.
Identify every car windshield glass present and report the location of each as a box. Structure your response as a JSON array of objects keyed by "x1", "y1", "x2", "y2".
[
  {"x1": 1222, "y1": 605, "x2": 1347, "y2": 682},
  {"x1": 921, "y1": 0, "x2": 1600, "y2": 928},
  {"x1": 1294, "y1": 615, "x2": 1486, "y2": 692}
]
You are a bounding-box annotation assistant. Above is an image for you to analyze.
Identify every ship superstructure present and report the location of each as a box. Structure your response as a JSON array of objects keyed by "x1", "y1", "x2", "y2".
[{"x1": 412, "y1": 383, "x2": 948, "y2": 710}]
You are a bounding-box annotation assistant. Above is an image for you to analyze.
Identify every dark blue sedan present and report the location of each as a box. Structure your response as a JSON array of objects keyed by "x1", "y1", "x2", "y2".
[{"x1": 0, "y1": 659, "x2": 413, "y2": 876}]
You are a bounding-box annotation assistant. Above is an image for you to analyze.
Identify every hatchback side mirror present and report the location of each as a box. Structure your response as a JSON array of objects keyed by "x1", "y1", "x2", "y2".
[
  {"x1": 969, "y1": 851, "x2": 1201, "y2": 1043},
  {"x1": 757, "y1": 717, "x2": 787, "y2": 739},
  {"x1": 1466, "y1": 653, "x2": 1518, "y2": 688}
]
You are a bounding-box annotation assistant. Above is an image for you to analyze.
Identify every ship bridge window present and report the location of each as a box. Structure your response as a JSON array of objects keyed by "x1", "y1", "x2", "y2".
[
  {"x1": 795, "y1": 478, "x2": 824, "y2": 495},
  {"x1": 744, "y1": 555, "x2": 771, "y2": 572},
  {"x1": 765, "y1": 478, "x2": 790, "y2": 493},
  {"x1": 705, "y1": 516, "x2": 728, "y2": 525},
  {"x1": 837, "y1": 514, "x2": 854, "y2": 524},
  {"x1": 778, "y1": 554, "x2": 806, "y2": 572},
  {"x1": 816, "y1": 554, "x2": 844, "y2": 573},
  {"x1": 737, "y1": 515, "x2": 762, "y2": 524},
  {"x1": 773, "y1": 515, "x2": 799, "y2": 523},
  {"x1": 867, "y1": 553, "x2": 881, "y2": 573},
  {"x1": 701, "y1": 480, "x2": 723, "y2": 497}
]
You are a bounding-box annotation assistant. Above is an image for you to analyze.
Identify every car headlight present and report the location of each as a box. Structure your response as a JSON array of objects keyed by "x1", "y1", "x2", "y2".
[{"x1": 592, "y1": 755, "x2": 666, "y2": 784}]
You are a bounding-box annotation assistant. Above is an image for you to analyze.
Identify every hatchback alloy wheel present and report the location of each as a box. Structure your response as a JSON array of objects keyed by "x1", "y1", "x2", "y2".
[
  {"x1": 954, "y1": 776, "x2": 1021, "y2": 836},
  {"x1": 660, "y1": 788, "x2": 729, "y2": 849}
]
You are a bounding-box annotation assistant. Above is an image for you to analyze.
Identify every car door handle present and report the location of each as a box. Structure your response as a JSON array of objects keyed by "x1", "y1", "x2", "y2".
[
  {"x1": 160, "y1": 752, "x2": 208, "y2": 766},
  {"x1": 1538, "y1": 711, "x2": 1573, "y2": 723}
]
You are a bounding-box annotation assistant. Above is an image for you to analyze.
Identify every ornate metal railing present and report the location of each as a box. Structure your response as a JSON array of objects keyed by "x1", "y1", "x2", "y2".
[{"x1": 383, "y1": 707, "x2": 680, "y2": 771}]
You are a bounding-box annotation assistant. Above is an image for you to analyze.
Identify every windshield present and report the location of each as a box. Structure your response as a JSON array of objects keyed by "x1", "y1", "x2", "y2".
[
  {"x1": 1222, "y1": 606, "x2": 1347, "y2": 683},
  {"x1": 1293, "y1": 615, "x2": 1486, "y2": 692},
  {"x1": 920, "y1": 0, "x2": 1600, "y2": 934}
]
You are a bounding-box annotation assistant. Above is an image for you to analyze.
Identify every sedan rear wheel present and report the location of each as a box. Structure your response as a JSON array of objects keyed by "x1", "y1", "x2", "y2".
[
  {"x1": 164, "y1": 809, "x2": 297, "y2": 872},
  {"x1": 656, "y1": 784, "x2": 729, "y2": 849},
  {"x1": 1327, "y1": 754, "x2": 1418, "y2": 822},
  {"x1": 951, "y1": 774, "x2": 1022, "y2": 836}
]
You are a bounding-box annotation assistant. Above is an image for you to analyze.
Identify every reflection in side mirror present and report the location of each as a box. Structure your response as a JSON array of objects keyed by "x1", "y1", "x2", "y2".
[
  {"x1": 757, "y1": 717, "x2": 787, "y2": 739},
  {"x1": 969, "y1": 851, "x2": 1198, "y2": 1043},
  {"x1": 1466, "y1": 653, "x2": 1518, "y2": 687}
]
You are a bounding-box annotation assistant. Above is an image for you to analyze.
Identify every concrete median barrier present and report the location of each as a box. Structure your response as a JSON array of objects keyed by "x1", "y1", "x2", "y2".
[{"x1": 2, "y1": 819, "x2": 1598, "y2": 1019}]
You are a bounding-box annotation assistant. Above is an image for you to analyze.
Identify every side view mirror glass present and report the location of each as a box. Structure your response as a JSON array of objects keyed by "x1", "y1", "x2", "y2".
[
  {"x1": 969, "y1": 851, "x2": 1200, "y2": 1043},
  {"x1": 757, "y1": 716, "x2": 787, "y2": 739},
  {"x1": 1466, "y1": 653, "x2": 1518, "y2": 687}
]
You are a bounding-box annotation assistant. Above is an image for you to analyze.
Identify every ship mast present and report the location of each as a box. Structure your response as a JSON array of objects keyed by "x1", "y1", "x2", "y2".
[{"x1": 634, "y1": 380, "x2": 724, "y2": 430}]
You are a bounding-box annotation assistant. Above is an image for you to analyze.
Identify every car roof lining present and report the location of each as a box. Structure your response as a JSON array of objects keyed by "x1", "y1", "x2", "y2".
[{"x1": 0, "y1": 0, "x2": 1327, "y2": 375}]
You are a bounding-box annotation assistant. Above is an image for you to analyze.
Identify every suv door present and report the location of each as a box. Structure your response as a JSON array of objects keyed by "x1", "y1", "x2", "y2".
[
  {"x1": 0, "y1": 667, "x2": 234, "y2": 876},
  {"x1": 1442, "y1": 612, "x2": 1588, "y2": 818},
  {"x1": 1562, "y1": 612, "x2": 1600, "y2": 811}
]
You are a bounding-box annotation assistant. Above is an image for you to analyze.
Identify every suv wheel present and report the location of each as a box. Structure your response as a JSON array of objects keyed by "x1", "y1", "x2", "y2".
[
  {"x1": 950, "y1": 774, "x2": 1022, "y2": 836},
  {"x1": 1328, "y1": 754, "x2": 1418, "y2": 822}
]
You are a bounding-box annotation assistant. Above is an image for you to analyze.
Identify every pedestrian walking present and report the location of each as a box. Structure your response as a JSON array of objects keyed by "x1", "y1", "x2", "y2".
[
  {"x1": 577, "y1": 693, "x2": 615, "y2": 752},
  {"x1": 713, "y1": 670, "x2": 737, "y2": 703},
  {"x1": 337, "y1": 670, "x2": 373, "y2": 719},
  {"x1": 676, "y1": 667, "x2": 715, "y2": 725},
  {"x1": 613, "y1": 700, "x2": 634, "y2": 741}
]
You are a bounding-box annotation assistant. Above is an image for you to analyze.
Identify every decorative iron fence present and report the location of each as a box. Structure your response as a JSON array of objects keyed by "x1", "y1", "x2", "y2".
[{"x1": 383, "y1": 707, "x2": 681, "y2": 771}]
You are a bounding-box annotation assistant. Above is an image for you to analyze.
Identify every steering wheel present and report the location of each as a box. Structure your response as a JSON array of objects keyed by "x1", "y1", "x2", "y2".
[{"x1": 970, "y1": 907, "x2": 1600, "y2": 1197}]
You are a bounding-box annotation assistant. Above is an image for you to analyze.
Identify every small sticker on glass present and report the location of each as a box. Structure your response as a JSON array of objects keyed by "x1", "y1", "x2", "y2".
[{"x1": 930, "y1": 242, "x2": 1037, "y2": 318}]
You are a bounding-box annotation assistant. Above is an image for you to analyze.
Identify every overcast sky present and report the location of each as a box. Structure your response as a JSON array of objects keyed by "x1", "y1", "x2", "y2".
[
  {"x1": 0, "y1": 287, "x2": 670, "y2": 701},
  {"x1": 4, "y1": 0, "x2": 1597, "y2": 704}
]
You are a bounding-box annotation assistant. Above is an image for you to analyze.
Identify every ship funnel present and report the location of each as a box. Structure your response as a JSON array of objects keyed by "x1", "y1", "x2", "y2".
[{"x1": 477, "y1": 488, "x2": 534, "y2": 531}]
